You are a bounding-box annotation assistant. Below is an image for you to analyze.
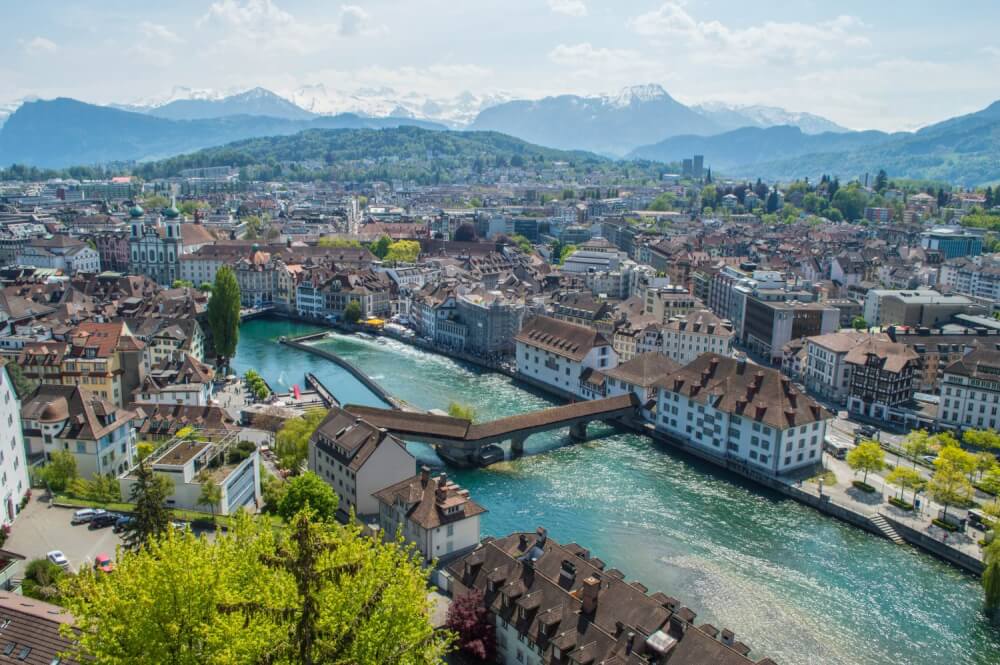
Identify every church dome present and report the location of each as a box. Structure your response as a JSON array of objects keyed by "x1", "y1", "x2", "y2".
[
  {"x1": 163, "y1": 205, "x2": 180, "y2": 219},
  {"x1": 129, "y1": 204, "x2": 144, "y2": 218}
]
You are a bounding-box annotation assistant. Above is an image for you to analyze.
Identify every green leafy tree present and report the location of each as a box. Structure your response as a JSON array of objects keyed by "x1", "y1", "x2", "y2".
[
  {"x1": 831, "y1": 185, "x2": 868, "y2": 221},
  {"x1": 903, "y1": 430, "x2": 934, "y2": 468},
  {"x1": 964, "y1": 429, "x2": 1000, "y2": 451},
  {"x1": 40, "y1": 450, "x2": 78, "y2": 493},
  {"x1": 937, "y1": 444, "x2": 977, "y2": 482},
  {"x1": 885, "y1": 466, "x2": 923, "y2": 503},
  {"x1": 196, "y1": 470, "x2": 223, "y2": 523},
  {"x1": 207, "y1": 265, "x2": 241, "y2": 368},
  {"x1": 846, "y1": 440, "x2": 884, "y2": 486},
  {"x1": 344, "y1": 300, "x2": 363, "y2": 324},
  {"x1": 851, "y1": 316, "x2": 868, "y2": 331},
  {"x1": 23, "y1": 558, "x2": 68, "y2": 604},
  {"x1": 928, "y1": 464, "x2": 973, "y2": 522},
  {"x1": 976, "y1": 452, "x2": 997, "y2": 480},
  {"x1": 123, "y1": 461, "x2": 173, "y2": 551},
  {"x1": 558, "y1": 244, "x2": 577, "y2": 265},
  {"x1": 277, "y1": 472, "x2": 339, "y2": 522},
  {"x1": 137, "y1": 441, "x2": 156, "y2": 461},
  {"x1": 984, "y1": 538, "x2": 1000, "y2": 615},
  {"x1": 172, "y1": 279, "x2": 194, "y2": 288},
  {"x1": 67, "y1": 474, "x2": 121, "y2": 503},
  {"x1": 874, "y1": 169, "x2": 888, "y2": 193},
  {"x1": 275, "y1": 409, "x2": 327, "y2": 474},
  {"x1": 370, "y1": 235, "x2": 392, "y2": 258},
  {"x1": 447, "y1": 402, "x2": 476, "y2": 421},
  {"x1": 317, "y1": 237, "x2": 362, "y2": 248},
  {"x1": 384, "y1": 240, "x2": 421, "y2": 263}
]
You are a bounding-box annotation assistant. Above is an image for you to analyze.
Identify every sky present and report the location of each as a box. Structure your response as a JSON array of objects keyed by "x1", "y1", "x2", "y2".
[{"x1": 3, "y1": 0, "x2": 999, "y2": 131}]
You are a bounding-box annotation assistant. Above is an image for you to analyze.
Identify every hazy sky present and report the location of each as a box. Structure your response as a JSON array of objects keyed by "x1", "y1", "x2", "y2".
[{"x1": 3, "y1": 0, "x2": 999, "y2": 130}]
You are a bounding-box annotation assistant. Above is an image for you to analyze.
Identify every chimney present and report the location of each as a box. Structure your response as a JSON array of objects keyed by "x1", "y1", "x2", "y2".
[
  {"x1": 721, "y1": 629, "x2": 735, "y2": 646},
  {"x1": 701, "y1": 368, "x2": 711, "y2": 386},
  {"x1": 420, "y1": 465, "x2": 430, "y2": 486},
  {"x1": 755, "y1": 403, "x2": 767, "y2": 420},
  {"x1": 784, "y1": 408, "x2": 796, "y2": 425},
  {"x1": 581, "y1": 576, "x2": 600, "y2": 614},
  {"x1": 736, "y1": 354, "x2": 747, "y2": 374},
  {"x1": 709, "y1": 356, "x2": 719, "y2": 376},
  {"x1": 787, "y1": 390, "x2": 798, "y2": 407}
]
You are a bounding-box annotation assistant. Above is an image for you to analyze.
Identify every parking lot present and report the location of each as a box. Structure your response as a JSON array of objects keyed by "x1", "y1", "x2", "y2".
[{"x1": 5, "y1": 496, "x2": 123, "y2": 576}]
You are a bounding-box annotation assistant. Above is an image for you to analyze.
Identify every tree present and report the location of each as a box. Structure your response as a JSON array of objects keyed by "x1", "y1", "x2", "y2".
[
  {"x1": 976, "y1": 452, "x2": 998, "y2": 480},
  {"x1": 766, "y1": 190, "x2": 780, "y2": 213},
  {"x1": 23, "y1": 558, "x2": 68, "y2": 603},
  {"x1": 123, "y1": 461, "x2": 173, "y2": 551},
  {"x1": 274, "y1": 409, "x2": 326, "y2": 474},
  {"x1": 846, "y1": 440, "x2": 884, "y2": 486},
  {"x1": 277, "y1": 472, "x2": 339, "y2": 522},
  {"x1": 885, "y1": 466, "x2": 923, "y2": 503},
  {"x1": 370, "y1": 235, "x2": 392, "y2": 258},
  {"x1": 446, "y1": 590, "x2": 496, "y2": 661},
  {"x1": 453, "y1": 223, "x2": 476, "y2": 242},
  {"x1": 196, "y1": 470, "x2": 223, "y2": 523},
  {"x1": 937, "y1": 444, "x2": 977, "y2": 481},
  {"x1": 171, "y1": 279, "x2": 194, "y2": 288},
  {"x1": 137, "y1": 441, "x2": 156, "y2": 461},
  {"x1": 874, "y1": 169, "x2": 888, "y2": 193},
  {"x1": 984, "y1": 538, "x2": 1000, "y2": 615},
  {"x1": 903, "y1": 430, "x2": 934, "y2": 468},
  {"x1": 558, "y1": 244, "x2": 577, "y2": 265},
  {"x1": 851, "y1": 316, "x2": 868, "y2": 331},
  {"x1": 964, "y1": 429, "x2": 1000, "y2": 451},
  {"x1": 831, "y1": 185, "x2": 867, "y2": 221},
  {"x1": 39, "y1": 450, "x2": 77, "y2": 493},
  {"x1": 928, "y1": 464, "x2": 973, "y2": 522},
  {"x1": 509, "y1": 234, "x2": 534, "y2": 254},
  {"x1": 243, "y1": 214, "x2": 263, "y2": 239},
  {"x1": 344, "y1": 300, "x2": 363, "y2": 324},
  {"x1": 384, "y1": 240, "x2": 421, "y2": 263},
  {"x1": 2, "y1": 362, "x2": 36, "y2": 399},
  {"x1": 207, "y1": 265, "x2": 241, "y2": 369},
  {"x1": 448, "y1": 402, "x2": 476, "y2": 421}
]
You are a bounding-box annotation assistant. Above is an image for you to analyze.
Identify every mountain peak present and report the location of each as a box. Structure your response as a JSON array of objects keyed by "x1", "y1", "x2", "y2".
[{"x1": 608, "y1": 84, "x2": 671, "y2": 107}]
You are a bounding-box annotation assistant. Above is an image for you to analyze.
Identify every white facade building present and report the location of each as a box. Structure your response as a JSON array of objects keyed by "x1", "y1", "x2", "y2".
[
  {"x1": 660, "y1": 309, "x2": 735, "y2": 365},
  {"x1": 0, "y1": 364, "x2": 30, "y2": 526},
  {"x1": 654, "y1": 354, "x2": 831, "y2": 475},
  {"x1": 514, "y1": 316, "x2": 617, "y2": 398},
  {"x1": 374, "y1": 467, "x2": 485, "y2": 564},
  {"x1": 937, "y1": 347, "x2": 1000, "y2": 431},
  {"x1": 309, "y1": 406, "x2": 415, "y2": 518},
  {"x1": 803, "y1": 331, "x2": 879, "y2": 405}
]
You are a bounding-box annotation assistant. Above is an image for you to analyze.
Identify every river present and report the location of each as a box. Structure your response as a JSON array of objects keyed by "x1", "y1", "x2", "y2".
[{"x1": 232, "y1": 317, "x2": 1000, "y2": 665}]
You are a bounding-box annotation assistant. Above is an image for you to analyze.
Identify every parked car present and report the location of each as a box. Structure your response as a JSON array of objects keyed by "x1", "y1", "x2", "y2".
[
  {"x1": 171, "y1": 521, "x2": 190, "y2": 533},
  {"x1": 71, "y1": 508, "x2": 107, "y2": 525},
  {"x1": 112, "y1": 515, "x2": 134, "y2": 533},
  {"x1": 93, "y1": 553, "x2": 115, "y2": 573},
  {"x1": 921, "y1": 455, "x2": 938, "y2": 465},
  {"x1": 88, "y1": 512, "x2": 119, "y2": 530},
  {"x1": 46, "y1": 550, "x2": 69, "y2": 570}
]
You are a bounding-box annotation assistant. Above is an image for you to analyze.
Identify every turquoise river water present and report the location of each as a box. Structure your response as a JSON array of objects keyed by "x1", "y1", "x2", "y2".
[{"x1": 232, "y1": 317, "x2": 1000, "y2": 665}]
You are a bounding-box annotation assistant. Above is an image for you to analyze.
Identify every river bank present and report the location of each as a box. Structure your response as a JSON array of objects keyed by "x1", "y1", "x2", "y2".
[{"x1": 232, "y1": 317, "x2": 1000, "y2": 665}]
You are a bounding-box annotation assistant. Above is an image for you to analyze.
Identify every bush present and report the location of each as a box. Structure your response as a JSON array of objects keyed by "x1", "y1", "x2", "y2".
[
  {"x1": 932, "y1": 518, "x2": 959, "y2": 532},
  {"x1": 23, "y1": 558, "x2": 68, "y2": 604},
  {"x1": 852, "y1": 480, "x2": 877, "y2": 493},
  {"x1": 889, "y1": 497, "x2": 914, "y2": 510},
  {"x1": 67, "y1": 474, "x2": 121, "y2": 503}
]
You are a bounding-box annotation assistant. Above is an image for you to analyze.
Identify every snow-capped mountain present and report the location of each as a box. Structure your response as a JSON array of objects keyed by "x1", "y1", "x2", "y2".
[
  {"x1": 289, "y1": 84, "x2": 509, "y2": 127},
  {"x1": 692, "y1": 101, "x2": 849, "y2": 134}
]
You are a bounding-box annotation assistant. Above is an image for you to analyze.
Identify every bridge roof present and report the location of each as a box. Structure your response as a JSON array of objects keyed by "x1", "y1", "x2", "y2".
[{"x1": 345, "y1": 393, "x2": 638, "y2": 443}]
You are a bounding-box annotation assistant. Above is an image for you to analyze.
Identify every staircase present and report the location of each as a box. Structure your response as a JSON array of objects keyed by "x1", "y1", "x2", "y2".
[{"x1": 870, "y1": 514, "x2": 905, "y2": 545}]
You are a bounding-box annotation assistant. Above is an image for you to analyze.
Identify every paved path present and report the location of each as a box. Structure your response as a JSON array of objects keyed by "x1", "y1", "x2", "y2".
[{"x1": 796, "y1": 453, "x2": 984, "y2": 562}]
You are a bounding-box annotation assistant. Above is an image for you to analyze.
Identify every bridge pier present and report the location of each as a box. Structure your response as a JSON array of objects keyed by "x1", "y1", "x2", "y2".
[
  {"x1": 569, "y1": 420, "x2": 589, "y2": 441},
  {"x1": 509, "y1": 434, "x2": 527, "y2": 459}
]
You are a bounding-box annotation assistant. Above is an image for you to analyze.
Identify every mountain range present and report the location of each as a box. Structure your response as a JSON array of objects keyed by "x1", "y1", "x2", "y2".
[
  {"x1": 0, "y1": 98, "x2": 445, "y2": 167},
  {"x1": 3, "y1": 85, "x2": 1000, "y2": 184}
]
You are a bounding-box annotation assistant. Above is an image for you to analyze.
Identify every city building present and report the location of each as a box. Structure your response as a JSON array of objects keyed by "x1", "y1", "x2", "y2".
[
  {"x1": 374, "y1": 466, "x2": 486, "y2": 564},
  {"x1": 16, "y1": 236, "x2": 100, "y2": 274},
  {"x1": 659, "y1": 309, "x2": 734, "y2": 365},
  {"x1": 0, "y1": 593, "x2": 77, "y2": 664},
  {"x1": 844, "y1": 338, "x2": 919, "y2": 426},
  {"x1": 940, "y1": 255, "x2": 1000, "y2": 303},
  {"x1": 803, "y1": 331, "x2": 877, "y2": 405},
  {"x1": 603, "y1": 352, "x2": 681, "y2": 420},
  {"x1": 643, "y1": 285, "x2": 701, "y2": 323},
  {"x1": 515, "y1": 316, "x2": 618, "y2": 398},
  {"x1": 937, "y1": 345, "x2": 1000, "y2": 431},
  {"x1": 19, "y1": 322, "x2": 146, "y2": 407},
  {"x1": 0, "y1": 363, "x2": 30, "y2": 526},
  {"x1": 888, "y1": 326, "x2": 1000, "y2": 392},
  {"x1": 445, "y1": 528, "x2": 764, "y2": 665},
  {"x1": 119, "y1": 432, "x2": 261, "y2": 516},
  {"x1": 133, "y1": 354, "x2": 215, "y2": 407},
  {"x1": 654, "y1": 354, "x2": 831, "y2": 475},
  {"x1": 876, "y1": 291, "x2": 981, "y2": 328},
  {"x1": 308, "y1": 405, "x2": 415, "y2": 518},
  {"x1": 742, "y1": 298, "x2": 839, "y2": 364},
  {"x1": 920, "y1": 226, "x2": 984, "y2": 259},
  {"x1": 456, "y1": 291, "x2": 526, "y2": 356},
  {"x1": 21, "y1": 384, "x2": 136, "y2": 478},
  {"x1": 128, "y1": 205, "x2": 215, "y2": 285}
]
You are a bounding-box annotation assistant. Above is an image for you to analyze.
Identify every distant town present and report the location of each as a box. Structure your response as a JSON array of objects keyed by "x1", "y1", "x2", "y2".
[{"x1": 1, "y1": 135, "x2": 1000, "y2": 664}]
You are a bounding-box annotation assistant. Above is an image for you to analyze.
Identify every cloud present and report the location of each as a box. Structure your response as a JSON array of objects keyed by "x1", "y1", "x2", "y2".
[
  {"x1": 982, "y1": 46, "x2": 1000, "y2": 58},
  {"x1": 338, "y1": 5, "x2": 384, "y2": 37},
  {"x1": 548, "y1": 0, "x2": 587, "y2": 17},
  {"x1": 139, "y1": 21, "x2": 182, "y2": 43},
  {"x1": 21, "y1": 37, "x2": 57, "y2": 55},
  {"x1": 629, "y1": 3, "x2": 868, "y2": 67},
  {"x1": 548, "y1": 43, "x2": 662, "y2": 82}
]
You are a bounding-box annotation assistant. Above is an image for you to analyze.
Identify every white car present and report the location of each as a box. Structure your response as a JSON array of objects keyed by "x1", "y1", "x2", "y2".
[
  {"x1": 71, "y1": 508, "x2": 107, "y2": 525},
  {"x1": 46, "y1": 550, "x2": 69, "y2": 569}
]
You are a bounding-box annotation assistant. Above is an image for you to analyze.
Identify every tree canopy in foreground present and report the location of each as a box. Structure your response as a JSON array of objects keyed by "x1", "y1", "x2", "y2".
[{"x1": 61, "y1": 511, "x2": 450, "y2": 664}]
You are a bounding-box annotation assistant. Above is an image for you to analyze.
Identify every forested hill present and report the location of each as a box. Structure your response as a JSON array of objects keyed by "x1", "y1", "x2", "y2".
[{"x1": 132, "y1": 126, "x2": 611, "y2": 182}]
